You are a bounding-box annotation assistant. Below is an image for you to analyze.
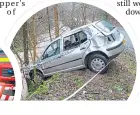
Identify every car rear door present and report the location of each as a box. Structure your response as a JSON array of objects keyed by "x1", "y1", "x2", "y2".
[{"x1": 55, "y1": 31, "x2": 90, "y2": 71}]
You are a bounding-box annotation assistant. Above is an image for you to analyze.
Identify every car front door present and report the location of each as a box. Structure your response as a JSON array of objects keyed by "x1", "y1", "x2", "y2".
[{"x1": 40, "y1": 39, "x2": 63, "y2": 75}]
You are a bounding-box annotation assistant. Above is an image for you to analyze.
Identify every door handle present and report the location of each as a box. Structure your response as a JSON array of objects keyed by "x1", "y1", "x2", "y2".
[
  {"x1": 57, "y1": 56, "x2": 61, "y2": 58},
  {"x1": 57, "y1": 55, "x2": 62, "y2": 58},
  {"x1": 80, "y1": 47, "x2": 86, "y2": 50}
]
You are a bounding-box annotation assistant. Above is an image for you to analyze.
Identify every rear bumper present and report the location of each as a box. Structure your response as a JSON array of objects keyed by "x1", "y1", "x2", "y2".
[
  {"x1": 106, "y1": 41, "x2": 123, "y2": 51},
  {"x1": 106, "y1": 41, "x2": 125, "y2": 59},
  {"x1": 109, "y1": 52, "x2": 121, "y2": 60}
]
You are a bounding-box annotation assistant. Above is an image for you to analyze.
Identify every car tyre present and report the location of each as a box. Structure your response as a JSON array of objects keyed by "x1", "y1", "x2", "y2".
[
  {"x1": 88, "y1": 54, "x2": 109, "y2": 74},
  {"x1": 31, "y1": 71, "x2": 44, "y2": 85}
]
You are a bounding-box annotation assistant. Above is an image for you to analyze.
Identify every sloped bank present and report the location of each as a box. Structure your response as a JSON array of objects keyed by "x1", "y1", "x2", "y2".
[{"x1": 24, "y1": 49, "x2": 136, "y2": 100}]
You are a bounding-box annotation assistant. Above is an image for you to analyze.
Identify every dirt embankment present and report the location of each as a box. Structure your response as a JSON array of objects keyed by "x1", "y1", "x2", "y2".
[{"x1": 25, "y1": 49, "x2": 136, "y2": 101}]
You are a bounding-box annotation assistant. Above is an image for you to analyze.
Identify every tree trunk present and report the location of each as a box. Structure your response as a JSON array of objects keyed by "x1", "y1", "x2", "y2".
[
  {"x1": 23, "y1": 22, "x2": 29, "y2": 65},
  {"x1": 46, "y1": 7, "x2": 52, "y2": 41},
  {"x1": 82, "y1": 4, "x2": 87, "y2": 25},
  {"x1": 11, "y1": 44, "x2": 23, "y2": 66},
  {"x1": 103, "y1": 12, "x2": 109, "y2": 21},
  {"x1": 53, "y1": 5, "x2": 59, "y2": 38},
  {"x1": 70, "y1": 3, "x2": 76, "y2": 29},
  {"x1": 32, "y1": 15, "x2": 37, "y2": 63}
]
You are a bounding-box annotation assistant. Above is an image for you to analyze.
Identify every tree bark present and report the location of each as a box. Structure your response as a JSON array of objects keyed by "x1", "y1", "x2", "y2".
[
  {"x1": 53, "y1": 5, "x2": 59, "y2": 38},
  {"x1": 11, "y1": 44, "x2": 23, "y2": 66},
  {"x1": 32, "y1": 15, "x2": 37, "y2": 63},
  {"x1": 23, "y1": 22, "x2": 29, "y2": 65},
  {"x1": 104, "y1": 12, "x2": 109, "y2": 21},
  {"x1": 46, "y1": 7, "x2": 52, "y2": 41},
  {"x1": 82, "y1": 4, "x2": 87, "y2": 25}
]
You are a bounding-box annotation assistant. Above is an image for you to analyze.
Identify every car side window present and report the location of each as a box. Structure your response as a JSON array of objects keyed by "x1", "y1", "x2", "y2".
[
  {"x1": 43, "y1": 39, "x2": 60, "y2": 59},
  {"x1": 63, "y1": 33, "x2": 80, "y2": 50},
  {"x1": 63, "y1": 31, "x2": 88, "y2": 51},
  {"x1": 78, "y1": 31, "x2": 87, "y2": 43}
]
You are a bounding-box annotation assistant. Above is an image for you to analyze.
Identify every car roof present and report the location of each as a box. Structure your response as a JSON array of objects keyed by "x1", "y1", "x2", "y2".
[
  {"x1": 62, "y1": 21, "x2": 99, "y2": 37},
  {"x1": 49, "y1": 20, "x2": 101, "y2": 43}
]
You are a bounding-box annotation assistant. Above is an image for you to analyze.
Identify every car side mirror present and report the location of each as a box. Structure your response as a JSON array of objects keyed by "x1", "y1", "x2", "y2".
[{"x1": 41, "y1": 53, "x2": 48, "y2": 60}]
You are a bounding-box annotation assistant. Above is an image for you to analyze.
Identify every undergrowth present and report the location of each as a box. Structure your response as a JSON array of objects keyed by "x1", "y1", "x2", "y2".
[{"x1": 26, "y1": 73, "x2": 60, "y2": 100}]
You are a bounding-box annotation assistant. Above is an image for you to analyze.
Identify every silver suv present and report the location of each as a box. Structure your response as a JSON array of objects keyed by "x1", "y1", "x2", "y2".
[{"x1": 23, "y1": 20, "x2": 125, "y2": 80}]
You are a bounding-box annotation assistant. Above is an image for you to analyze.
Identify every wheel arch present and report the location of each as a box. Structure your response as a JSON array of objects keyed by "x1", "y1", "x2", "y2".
[
  {"x1": 29, "y1": 68, "x2": 44, "y2": 78},
  {"x1": 84, "y1": 51, "x2": 109, "y2": 67}
]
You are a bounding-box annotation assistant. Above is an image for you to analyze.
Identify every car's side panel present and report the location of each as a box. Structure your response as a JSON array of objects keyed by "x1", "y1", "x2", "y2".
[
  {"x1": 40, "y1": 39, "x2": 63, "y2": 75},
  {"x1": 42, "y1": 45, "x2": 84, "y2": 75},
  {"x1": 41, "y1": 35, "x2": 91, "y2": 76}
]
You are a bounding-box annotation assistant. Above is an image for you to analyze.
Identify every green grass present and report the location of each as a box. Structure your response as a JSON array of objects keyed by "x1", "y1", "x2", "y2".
[
  {"x1": 73, "y1": 77, "x2": 84, "y2": 88},
  {"x1": 120, "y1": 53, "x2": 136, "y2": 76},
  {"x1": 59, "y1": 96, "x2": 65, "y2": 100},
  {"x1": 27, "y1": 73, "x2": 60, "y2": 99},
  {"x1": 113, "y1": 85, "x2": 123, "y2": 92}
]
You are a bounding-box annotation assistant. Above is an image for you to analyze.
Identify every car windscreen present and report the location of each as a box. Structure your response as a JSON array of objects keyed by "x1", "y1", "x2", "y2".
[{"x1": 95, "y1": 21, "x2": 115, "y2": 33}]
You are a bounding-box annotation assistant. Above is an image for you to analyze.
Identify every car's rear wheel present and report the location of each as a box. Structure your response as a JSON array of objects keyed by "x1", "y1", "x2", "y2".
[{"x1": 88, "y1": 54, "x2": 109, "y2": 74}]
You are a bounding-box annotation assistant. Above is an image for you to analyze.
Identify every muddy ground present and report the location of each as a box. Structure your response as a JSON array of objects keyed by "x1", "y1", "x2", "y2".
[{"x1": 24, "y1": 48, "x2": 136, "y2": 101}]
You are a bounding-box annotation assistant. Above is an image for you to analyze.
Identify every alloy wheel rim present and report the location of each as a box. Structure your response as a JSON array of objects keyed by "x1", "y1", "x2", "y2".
[{"x1": 91, "y1": 58, "x2": 106, "y2": 71}]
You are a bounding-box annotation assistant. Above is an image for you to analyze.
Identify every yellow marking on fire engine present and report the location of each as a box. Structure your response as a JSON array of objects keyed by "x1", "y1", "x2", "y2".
[{"x1": 0, "y1": 58, "x2": 9, "y2": 62}]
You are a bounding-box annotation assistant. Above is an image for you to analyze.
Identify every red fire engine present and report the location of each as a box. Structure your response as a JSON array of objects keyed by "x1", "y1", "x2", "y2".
[{"x1": 0, "y1": 50, "x2": 15, "y2": 101}]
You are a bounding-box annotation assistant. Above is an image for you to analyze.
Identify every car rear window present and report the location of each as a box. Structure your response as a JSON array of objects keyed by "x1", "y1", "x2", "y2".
[{"x1": 95, "y1": 21, "x2": 115, "y2": 33}]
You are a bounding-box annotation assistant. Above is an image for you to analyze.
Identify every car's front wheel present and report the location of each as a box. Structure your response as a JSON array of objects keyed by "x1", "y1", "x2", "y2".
[
  {"x1": 88, "y1": 54, "x2": 109, "y2": 74},
  {"x1": 30, "y1": 71, "x2": 44, "y2": 85}
]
